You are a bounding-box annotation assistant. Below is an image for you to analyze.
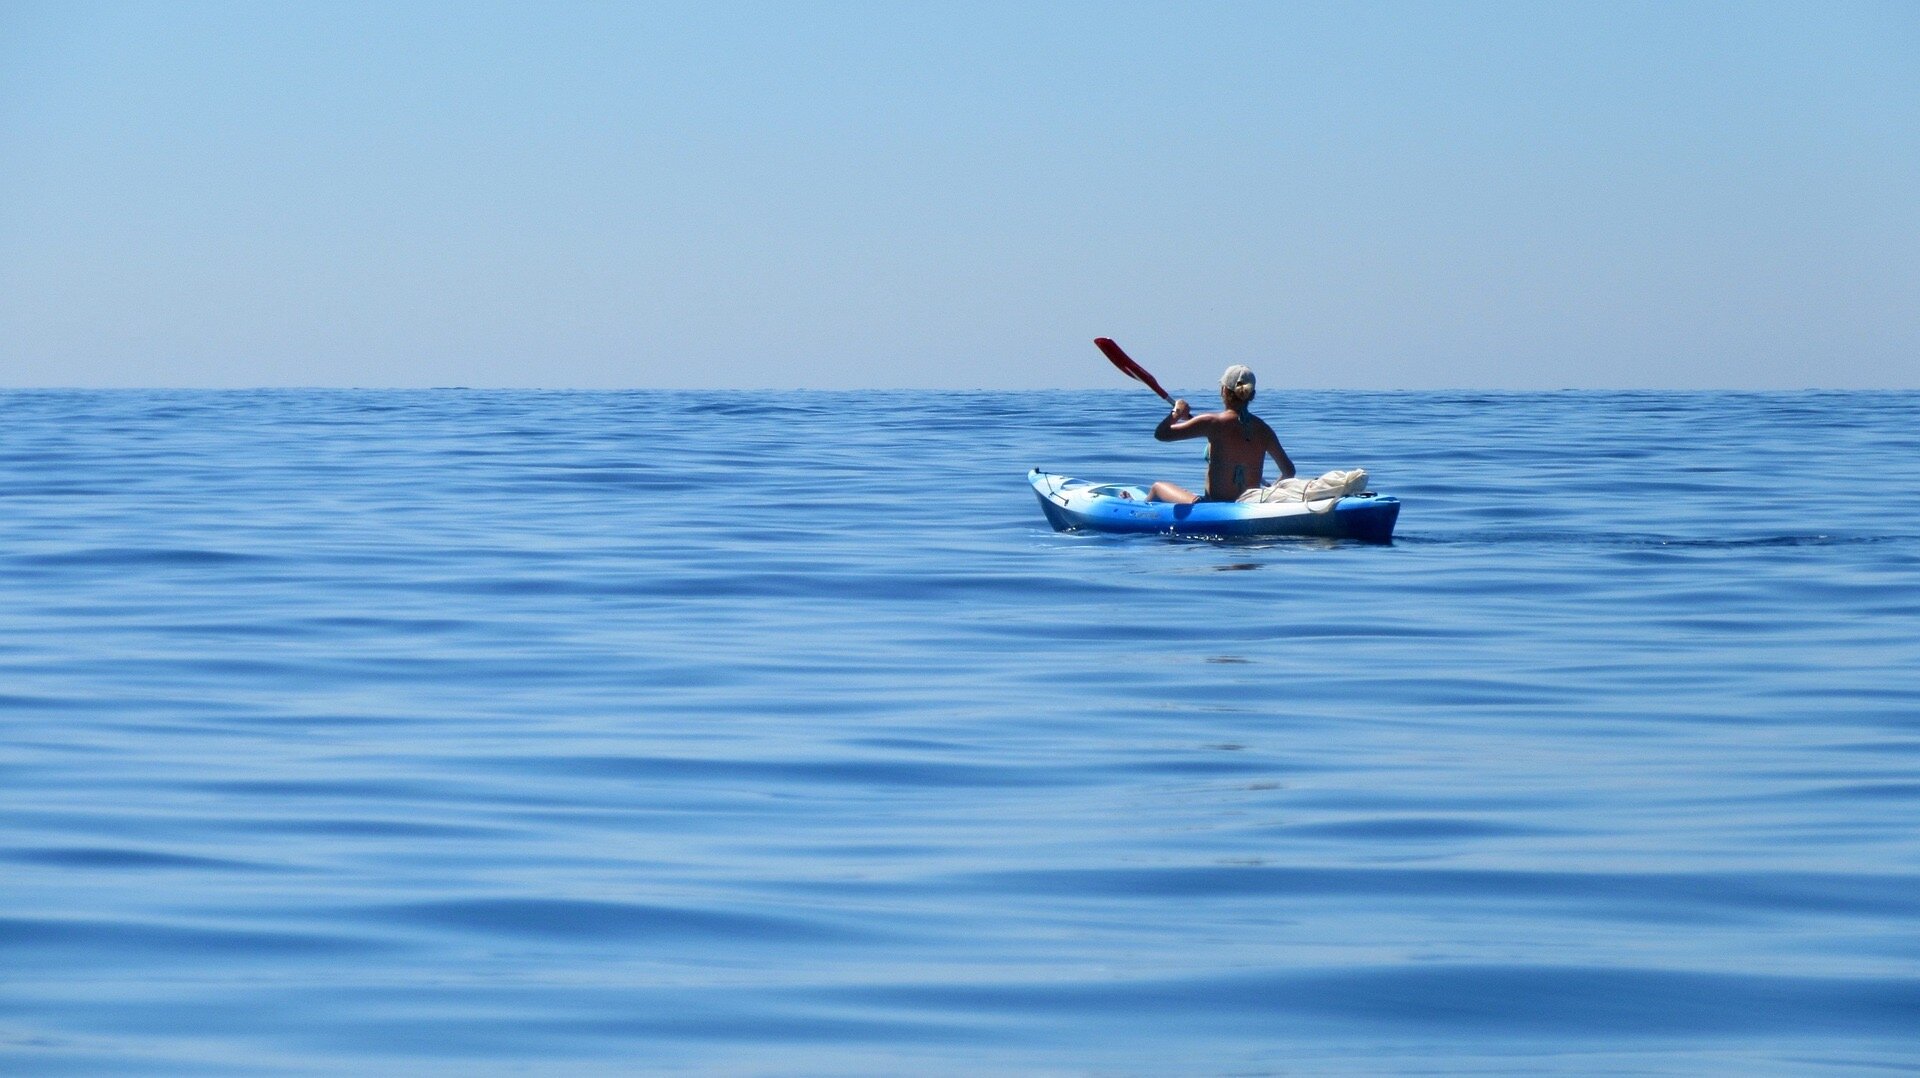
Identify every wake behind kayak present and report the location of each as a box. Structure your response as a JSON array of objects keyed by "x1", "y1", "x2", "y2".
[{"x1": 1029, "y1": 469, "x2": 1400, "y2": 543}]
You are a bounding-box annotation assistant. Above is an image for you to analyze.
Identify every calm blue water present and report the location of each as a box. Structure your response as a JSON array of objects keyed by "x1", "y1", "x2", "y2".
[{"x1": 2, "y1": 389, "x2": 1917, "y2": 1074}]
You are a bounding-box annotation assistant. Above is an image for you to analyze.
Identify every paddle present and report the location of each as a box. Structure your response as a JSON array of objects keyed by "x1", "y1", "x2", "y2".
[{"x1": 1093, "y1": 338, "x2": 1174, "y2": 405}]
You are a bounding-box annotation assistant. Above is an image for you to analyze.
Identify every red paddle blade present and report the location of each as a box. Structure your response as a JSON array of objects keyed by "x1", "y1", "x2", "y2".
[{"x1": 1093, "y1": 337, "x2": 1173, "y2": 403}]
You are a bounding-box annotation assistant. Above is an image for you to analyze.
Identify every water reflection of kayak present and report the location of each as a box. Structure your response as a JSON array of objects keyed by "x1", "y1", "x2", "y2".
[{"x1": 1028, "y1": 469, "x2": 1400, "y2": 543}]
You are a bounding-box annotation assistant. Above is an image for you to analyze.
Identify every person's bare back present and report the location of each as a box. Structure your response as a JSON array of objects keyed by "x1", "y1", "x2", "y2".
[{"x1": 1148, "y1": 365, "x2": 1294, "y2": 504}]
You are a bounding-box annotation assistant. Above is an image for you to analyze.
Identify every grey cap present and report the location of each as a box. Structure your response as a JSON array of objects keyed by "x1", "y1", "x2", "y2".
[{"x1": 1220, "y1": 365, "x2": 1255, "y2": 392}]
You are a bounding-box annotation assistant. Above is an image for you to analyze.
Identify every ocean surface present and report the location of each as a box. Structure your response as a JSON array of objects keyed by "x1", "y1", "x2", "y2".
[{"x1": 2, "y1": 388, "x2": 1917, "y2": 1075}]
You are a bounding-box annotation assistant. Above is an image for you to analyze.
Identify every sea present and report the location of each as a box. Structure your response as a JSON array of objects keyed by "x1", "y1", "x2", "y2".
[{"x1": 2, "y1": 388, "x2": 1917, "y2": 1075}]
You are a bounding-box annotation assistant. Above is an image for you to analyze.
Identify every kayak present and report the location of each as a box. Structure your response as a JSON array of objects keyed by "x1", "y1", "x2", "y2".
[{"x1": 1029, "y1": 469, "x2": 1400, "y2": 542}]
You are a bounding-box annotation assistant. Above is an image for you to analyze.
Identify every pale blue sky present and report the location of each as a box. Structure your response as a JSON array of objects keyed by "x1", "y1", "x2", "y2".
[{"x1": 3, "y1": 1, "x2": 1915, "y2": 389}]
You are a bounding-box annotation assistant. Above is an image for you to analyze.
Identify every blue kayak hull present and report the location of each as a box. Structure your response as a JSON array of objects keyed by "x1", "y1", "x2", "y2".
[{"x1": 1030, "y1": 470, "x2": 1400, "y2": 543}]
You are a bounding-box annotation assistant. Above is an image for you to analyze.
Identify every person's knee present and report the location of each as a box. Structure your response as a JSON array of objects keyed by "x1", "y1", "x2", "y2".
[{"x1": 1149, "y1": 481, "x2": 1193, "y2": 504}]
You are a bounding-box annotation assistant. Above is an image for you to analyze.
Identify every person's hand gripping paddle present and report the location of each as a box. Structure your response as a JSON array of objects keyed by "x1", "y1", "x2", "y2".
[{"x1": 1093, "y1": 338, "x2": 1175, "y2": 405}]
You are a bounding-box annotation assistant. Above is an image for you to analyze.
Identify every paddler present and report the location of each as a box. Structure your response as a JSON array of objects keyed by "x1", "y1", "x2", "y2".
[{"x1": 1148, "y1": 364, "x2": 1295, "y2": 503}]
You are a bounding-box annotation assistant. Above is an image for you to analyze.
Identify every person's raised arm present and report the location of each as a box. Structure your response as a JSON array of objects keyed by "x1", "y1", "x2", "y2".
[{"x1": 1154, "y1": 399, "x2": 1205, "y2": 442}]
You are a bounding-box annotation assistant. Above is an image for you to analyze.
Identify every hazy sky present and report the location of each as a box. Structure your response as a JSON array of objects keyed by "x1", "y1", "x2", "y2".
[{"x1": 3, "y1": 1, "x2": 1915, "y2": 389}]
